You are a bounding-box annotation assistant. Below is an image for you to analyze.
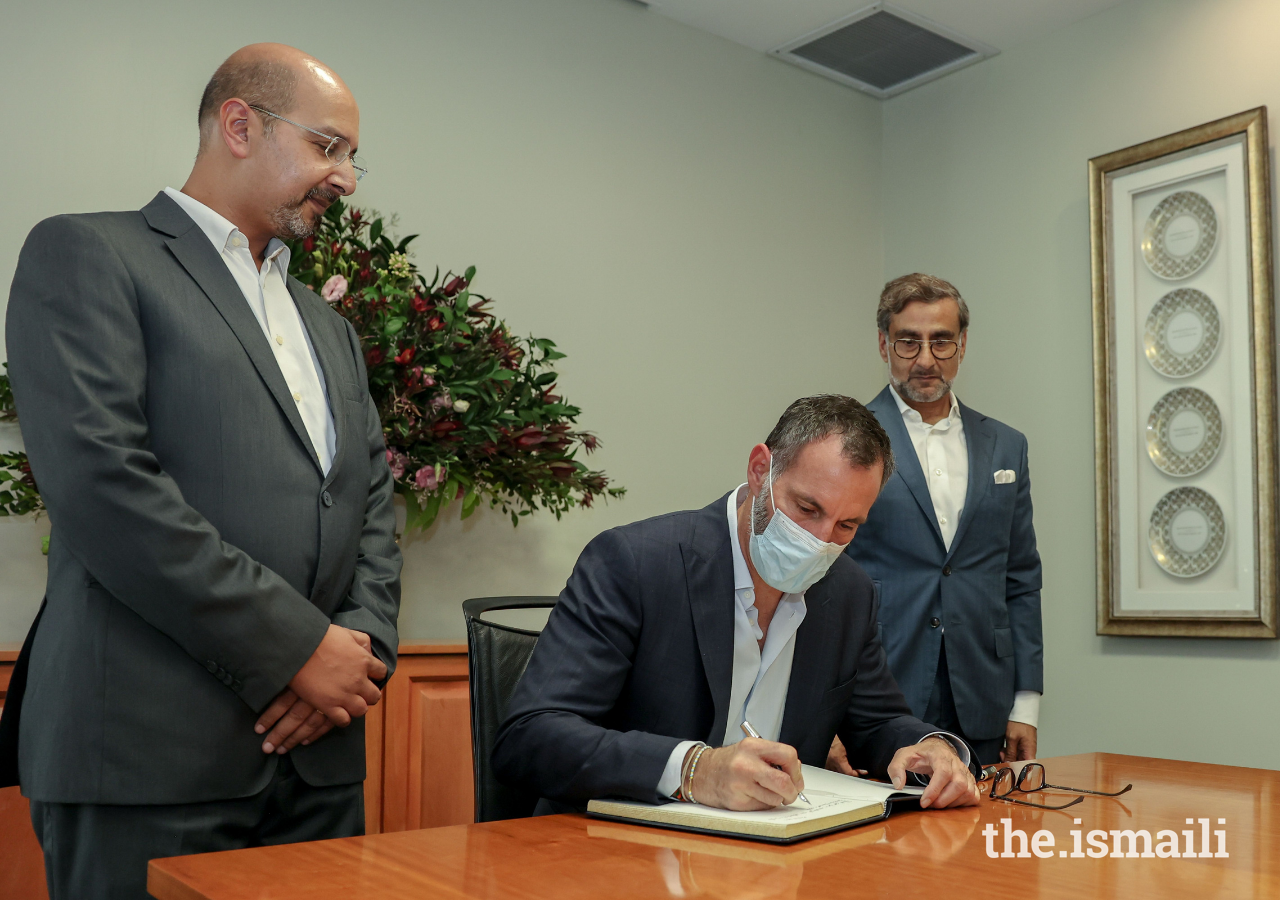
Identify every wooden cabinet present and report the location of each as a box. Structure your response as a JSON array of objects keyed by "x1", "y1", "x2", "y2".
[
  {"x1": 0, "y1": 643, "x2": 50, "y2": 900},
  {"x1": 0, "y1": 639, "x2": 473, "y2": 894},
  {"x1": 364, "y1": 642, "x2": 474, "y2": 834}
]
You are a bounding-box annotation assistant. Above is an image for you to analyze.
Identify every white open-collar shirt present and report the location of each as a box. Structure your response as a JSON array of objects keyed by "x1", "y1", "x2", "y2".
[{"x1": 164, "y1": 187, "x2": 336, "y2": 474}]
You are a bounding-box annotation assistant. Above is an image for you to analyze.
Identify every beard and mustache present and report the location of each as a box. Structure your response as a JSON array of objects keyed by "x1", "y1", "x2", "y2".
[
  {"x1": 890, "y1": 367, "x2": 954, "y2": 404},
  {"x1": 268, "y1": 186, "x2": 340, "y2": 240}
]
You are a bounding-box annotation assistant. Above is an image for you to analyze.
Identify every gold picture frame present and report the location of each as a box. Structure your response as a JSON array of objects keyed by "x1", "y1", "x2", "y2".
[{"x1": 1089, "y1": 108, "x2": 1276, "y2": 638}]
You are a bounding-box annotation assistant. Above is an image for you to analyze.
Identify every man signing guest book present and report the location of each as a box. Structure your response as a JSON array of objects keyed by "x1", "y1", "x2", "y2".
[
  {"x1": 3, "y1": 44, "x2": 401, "y2": 899},
  {"x1": 493, "y1": 395, "x2": 979, "y2": 813}
]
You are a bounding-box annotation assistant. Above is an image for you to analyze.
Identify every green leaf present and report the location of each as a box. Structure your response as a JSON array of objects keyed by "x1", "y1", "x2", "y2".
[
  {"x1": 370, "y1": 219, "x2": 384, "y2": 243},
  {"x1": 384, "y1": 317, "x2": 407, "y2": 336},
  {"x1": 534, "y1": 372, "x2": 558, "y2": 386},
  {"x1": 460, "y1": 489, "x2": 481, "y2": 520},
  {"x1": 464, "y1": 265, "x2": 476, "y2": 281},
  {"x1": 438, "y1": 354, "x2": 454, "y2": 368}
]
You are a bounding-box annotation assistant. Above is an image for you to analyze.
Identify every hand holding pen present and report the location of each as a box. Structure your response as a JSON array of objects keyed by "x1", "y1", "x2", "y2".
[{"x1": 742, "y1": 720, "x2": 810, "y2": 805}]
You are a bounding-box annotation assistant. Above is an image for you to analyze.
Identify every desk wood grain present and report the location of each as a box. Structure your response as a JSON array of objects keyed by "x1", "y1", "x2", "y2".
[{"x1": 148, "y1": 753, "x2": 1280, "y2": 900}]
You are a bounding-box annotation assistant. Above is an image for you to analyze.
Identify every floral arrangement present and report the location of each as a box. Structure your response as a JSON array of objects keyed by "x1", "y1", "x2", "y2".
[
  {"x1": 0, "y1": 203, "x2": 622, "y2": 539},
  {"x1": 288, "y1": 200, "x2": 623, "y2": 531},
  {"x1": 0, "y1": 364, "x2": 42, "y2": 520}
]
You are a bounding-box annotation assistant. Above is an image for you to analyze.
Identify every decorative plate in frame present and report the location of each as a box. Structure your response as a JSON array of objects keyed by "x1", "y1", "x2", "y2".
[
  {"x1": 1145, "y1": 387, "x2": 1223, "y2": 477},
  {"x1": 1148, "y1": 486, "x2": 1227, "y2": 578},
  {"x1": 1142, "y1": 288, "x2": 1221, "y2": 378},
  {"x1": 1141, "y1": 190, "x2": 1219, "y2": 280}
]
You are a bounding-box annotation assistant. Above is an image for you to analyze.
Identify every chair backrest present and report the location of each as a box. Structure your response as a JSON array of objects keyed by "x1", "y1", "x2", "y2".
[{"x1": 463, "y1": 595, "x2": 557, "y2": 823}]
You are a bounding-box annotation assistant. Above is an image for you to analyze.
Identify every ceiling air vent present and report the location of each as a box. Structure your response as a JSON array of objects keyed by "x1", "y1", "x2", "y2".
[{"x1": 773, "y1": 3, "x2": 997, "y2": 99}]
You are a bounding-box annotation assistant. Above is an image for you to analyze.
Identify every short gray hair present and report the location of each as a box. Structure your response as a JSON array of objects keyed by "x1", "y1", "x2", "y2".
[
  {"x1": 876, "y1": 273, "x2": 969, "y2": 334},
  {"x1": 764, "y1": 395, "x2": 895, "y2": 488},
  {"x1": 197, "y1": 57, "x2": 297, "y2": 148}
]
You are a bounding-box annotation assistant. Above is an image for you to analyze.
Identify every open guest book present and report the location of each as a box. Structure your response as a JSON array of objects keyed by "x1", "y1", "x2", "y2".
[{"x1": 586, "y1": 765, "x2": 925, "y2": 844}]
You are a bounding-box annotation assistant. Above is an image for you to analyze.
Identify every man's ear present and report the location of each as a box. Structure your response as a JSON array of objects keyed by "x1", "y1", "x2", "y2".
[
  {"x1": 878, "y1": 330, "x2": 889, "y2": 364},
  {"x1": 220, "y1": 98, "x2": 254, "y2": 160},
  {"x1": 956, "y1": 329, "x2": 967, "y2": 365},
  {"x1": 746, "y1": 443, "x2": 772, "y2": 498}
]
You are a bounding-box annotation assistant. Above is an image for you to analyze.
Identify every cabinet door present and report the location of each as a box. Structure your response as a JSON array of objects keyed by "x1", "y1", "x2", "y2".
[{"x1": 377, "y1": 652, "x2": 474, "y2": 832}]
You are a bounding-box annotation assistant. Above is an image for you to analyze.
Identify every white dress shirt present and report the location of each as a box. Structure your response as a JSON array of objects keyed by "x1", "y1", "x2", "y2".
[
  {"x1": 657, "y1": 485, "x2": 970, "y2": 797},
  {"x1": 889, "y1": 387, "x2": 968, "y2": 551},
  {"x1": 888, "y1": 385, "x2": 1040, "y2": 729},
  {"x1": 163, "y1": 187, "x2": 336, "y2": 474}
]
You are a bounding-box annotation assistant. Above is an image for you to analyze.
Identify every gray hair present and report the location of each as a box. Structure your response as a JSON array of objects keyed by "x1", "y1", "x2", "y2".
[
  {"x1": 197, "y1": 58, "x2": 297, "y2": 149},
  {"x1": 876, "y1": 273, "x2": 969, "y2": 334},
  {"x1": 764, "y1": 395, "x2": 895, "y2": 489}
]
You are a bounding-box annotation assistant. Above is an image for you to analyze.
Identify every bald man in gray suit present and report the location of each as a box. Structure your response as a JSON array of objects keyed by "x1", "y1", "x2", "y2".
[{"x1": 3, "y1": 44, "x2": 399, "y2": 899}]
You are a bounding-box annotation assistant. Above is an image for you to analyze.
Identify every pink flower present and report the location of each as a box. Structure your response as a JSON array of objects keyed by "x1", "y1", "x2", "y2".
[
  {"x1": 321, "y1": 274, "x2": 348, "y2": 303},
  {"x1": 431, "y1": 391, "x2": 452, "y2": 410},
  {"x1": 414, "y1": 465, "x2": 440, "y2": 491},
  {"x1": 386, "y1": 450, "x2": 408, "y2": 480}
]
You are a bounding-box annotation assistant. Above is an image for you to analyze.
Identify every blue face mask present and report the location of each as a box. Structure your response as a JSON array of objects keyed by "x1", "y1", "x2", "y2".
[{"x1": 748, "y1": 458, "x2": 846, "y2": 594}]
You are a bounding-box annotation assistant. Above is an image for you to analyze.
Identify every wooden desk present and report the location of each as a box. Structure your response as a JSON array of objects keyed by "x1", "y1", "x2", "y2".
[{"x1": 149, "y1": 753, "x2": 1280, "y2": 899}]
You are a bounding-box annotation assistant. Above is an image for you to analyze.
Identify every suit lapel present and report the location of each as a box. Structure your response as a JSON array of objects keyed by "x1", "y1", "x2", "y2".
[
  {"x1": 144, "y1": 193, "x2": 323, "y2": 476},
  {"x1": 682, "y1": 495, "x2": 737, "y2": 746},
  {"x1": 777, "y1": 580, "x2": 831, "y2": 749},
  {"x1": 946, "y1": 402, "x2": 994, "y2": 561},
  {"x1": 868, "y1": 387, "x2": 944, "y2": 545},
  {"x1": 290, "y1": 279, "x2": 350, "y2": 480}
]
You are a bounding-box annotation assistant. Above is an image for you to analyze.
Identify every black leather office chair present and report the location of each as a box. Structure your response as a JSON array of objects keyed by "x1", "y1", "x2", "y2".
[{"x1": 463, "y1": 595, "x2": 557, "y2": 823}]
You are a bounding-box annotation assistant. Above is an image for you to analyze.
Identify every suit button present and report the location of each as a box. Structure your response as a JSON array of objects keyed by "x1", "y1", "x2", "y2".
[
  {"x1": 942, "y1": 565, "x2": 952, "y2": 576},
  {"x1": 206, "y1": 660, "x2": 218, "y2": 674},
  {"x1": 930, "y1": 617, "x2": 941, "y2": 628},
  {"x1": 322, "y1": 491, "x2": 334, "y2": 507}
]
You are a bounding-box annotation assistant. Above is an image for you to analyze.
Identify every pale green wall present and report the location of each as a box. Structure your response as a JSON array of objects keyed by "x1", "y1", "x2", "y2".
[
  {"x1": 880, "y1": 0, "x2": 1280, "y2": 769},
  {"x1": 0, "y1": 1, "x2": 888, "y2": 640}
]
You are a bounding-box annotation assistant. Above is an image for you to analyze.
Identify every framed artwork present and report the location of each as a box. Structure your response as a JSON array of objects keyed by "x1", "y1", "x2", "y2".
[{"x1": 1089, "y1": 108, "x2": 1276, "y2": 637}]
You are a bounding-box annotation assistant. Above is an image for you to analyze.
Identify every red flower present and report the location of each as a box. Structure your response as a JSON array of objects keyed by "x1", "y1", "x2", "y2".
[
  {"x1": 365, "y1": 347, "x2": 385, "y2": 367},
  {"x1": 548, "y1": 461, "x2": 578, "y2": 481},
  {"x1": 442, "y1": 276, "x2": 468, "y2": 298},
  {"x1": 582, "y1": 434, "x2": 599, "y2": 452},
  {"x1": 395, "y1": 345, "x2": 416, "y2": 365},
  {"x1": 330, "y1": 241, "x2": 342, "y2": 256},
  {"x1": 412, "y1": 295, "x2": 430, "y2": 313},
  {"x1": 432, "y1": 420, "x2": 461, "y2": 437},
  {"x1": 350, "y1": 210, "x2": 363, "y2": 223},
  {"x1": 359, "y1": 267, "x2": 373, "y2": 283},
  {"x1": 303, "y1": 237, "x2": 315, "y2": 253},
  {"x1": 426, "y1": 315, "x2": 445, "y2": 332},
  {"x1": 515, "y1": 426, "x2": 544, "y2": 448}
]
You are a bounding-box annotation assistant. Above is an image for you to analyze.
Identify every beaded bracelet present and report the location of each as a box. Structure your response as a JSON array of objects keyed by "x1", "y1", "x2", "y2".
[{"x1": 683, "y1": 744, "x2": 711, "y2": 805}]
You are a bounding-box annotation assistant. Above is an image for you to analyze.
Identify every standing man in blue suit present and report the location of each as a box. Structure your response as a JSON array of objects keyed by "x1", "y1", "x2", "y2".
[{"x1": 839, "y1": 274, "x2": 1042, "y2": 767}]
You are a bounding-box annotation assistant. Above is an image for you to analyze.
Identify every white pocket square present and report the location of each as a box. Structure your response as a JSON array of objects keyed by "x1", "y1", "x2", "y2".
[{"x1": 994, "y1": 469, "x2": 1016, "y2": 484}]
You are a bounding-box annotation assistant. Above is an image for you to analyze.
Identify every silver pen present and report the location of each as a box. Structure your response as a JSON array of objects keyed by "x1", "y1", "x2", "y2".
[{"x1": 741, "y1": 720, "x2": 810, "y2": 805}]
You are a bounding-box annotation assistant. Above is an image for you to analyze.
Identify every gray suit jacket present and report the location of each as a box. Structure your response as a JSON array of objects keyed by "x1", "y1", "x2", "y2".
[
  {"x1": 492, "y1": 494, "x2": 935, "y2": 809},
  {"x1": 844, "y1": 386, "x2": 1043, "y2": 740},
  {"x1": 4, "y1": 192, "x2": 401, "y2": 805}
]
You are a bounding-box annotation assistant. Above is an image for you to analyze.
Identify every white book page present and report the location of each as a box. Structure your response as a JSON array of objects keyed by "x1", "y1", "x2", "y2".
[{"x1": 628, "y1": 765, "x2": 923, "y2": 825}]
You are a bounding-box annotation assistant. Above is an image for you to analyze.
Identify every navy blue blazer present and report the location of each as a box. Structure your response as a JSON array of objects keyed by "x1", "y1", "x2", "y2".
[
  {"x1": 845, "y1": 387, "x2": 1043, "y2": 741},
  {"x1": 492, "y1": 493, "x2": 935, "y2": 807}
]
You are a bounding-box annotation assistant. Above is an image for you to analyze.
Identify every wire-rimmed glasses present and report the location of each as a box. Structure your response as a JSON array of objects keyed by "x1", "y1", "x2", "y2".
[
  {"x1": 983, "y1": 763, "x2": 1132, "y2": 810},
  {"x1": 892, "y1": 338, "x2": 960, "y2": 360},
  {"x1": 249, "y1": 106, "x2": 367, "y2": 182}
]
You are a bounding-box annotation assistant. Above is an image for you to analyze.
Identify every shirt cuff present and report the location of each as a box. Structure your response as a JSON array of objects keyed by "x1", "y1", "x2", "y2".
[
  {"x1": 1008, "y1": 690, "x2": 1041, "y2": 729},
  {"x1": 657, "y1": 740, "x2": 699, "y2": 799},
  {"x1": 908, "y1": 731, "x2": 972, "y2": 786}
]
